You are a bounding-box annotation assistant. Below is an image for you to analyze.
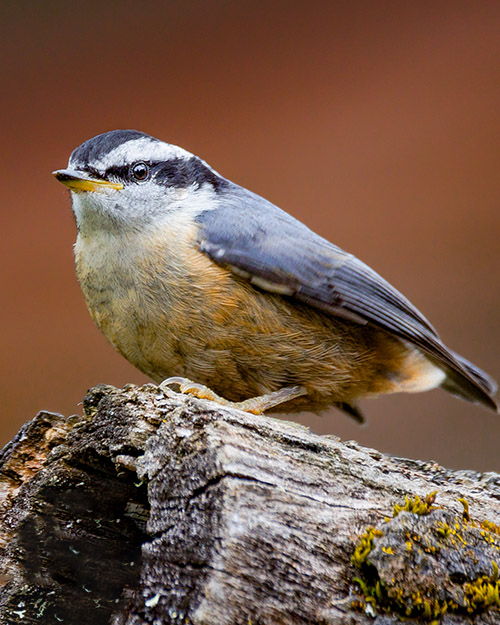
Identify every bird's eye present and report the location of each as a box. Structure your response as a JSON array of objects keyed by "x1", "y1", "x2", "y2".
[{"x1": 130, "y1": 162, "x2": 150, "y2": 182}]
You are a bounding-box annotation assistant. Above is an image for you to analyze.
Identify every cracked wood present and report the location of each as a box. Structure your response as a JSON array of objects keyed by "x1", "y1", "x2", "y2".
[{"x1": 0, "y1": 384, "x2": 499, "y2": 625}]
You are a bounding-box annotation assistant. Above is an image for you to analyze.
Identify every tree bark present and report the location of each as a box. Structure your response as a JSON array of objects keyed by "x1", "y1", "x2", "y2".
[{"x1": 0, "y1": 384, "x2": 499, "y2": 625}]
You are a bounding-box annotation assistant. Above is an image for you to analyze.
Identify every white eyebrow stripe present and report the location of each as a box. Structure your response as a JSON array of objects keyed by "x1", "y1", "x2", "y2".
[{"x1": 77, "y1": 138, "x2": 196, "y2": 172}]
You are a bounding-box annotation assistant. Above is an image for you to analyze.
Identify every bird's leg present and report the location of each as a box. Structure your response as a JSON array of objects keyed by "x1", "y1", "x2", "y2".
[
  {"x1": 160, "y1": 377, "x2": 307, "y2": 414},
  {"x1": 233, "y1": 385, "x2": 308, "y2": 413}
]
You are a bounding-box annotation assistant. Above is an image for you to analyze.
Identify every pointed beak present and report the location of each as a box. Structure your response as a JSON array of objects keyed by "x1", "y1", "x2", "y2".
[{"x1": 52, "y1": 168, "x2": 123, "y2": 192}]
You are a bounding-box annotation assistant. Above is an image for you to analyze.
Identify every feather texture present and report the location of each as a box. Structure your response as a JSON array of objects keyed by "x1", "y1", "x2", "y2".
[{"x1": 197, "y1": 184, "x2": 498, "y2": 412}]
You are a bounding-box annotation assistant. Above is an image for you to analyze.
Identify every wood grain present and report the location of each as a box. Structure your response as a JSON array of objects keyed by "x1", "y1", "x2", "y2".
[{"x1": 0, "y1": 384, "x2": 498, "y2": 624}]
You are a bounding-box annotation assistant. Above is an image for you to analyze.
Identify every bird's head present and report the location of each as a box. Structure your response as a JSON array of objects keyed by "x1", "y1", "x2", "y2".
[{"x1": 53, "y1": 129, "x2": 227, "y2": 233}]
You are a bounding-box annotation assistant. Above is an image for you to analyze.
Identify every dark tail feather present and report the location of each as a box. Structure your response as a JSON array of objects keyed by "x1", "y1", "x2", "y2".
[
  {"x1": 451, "y1": 352, "x2": 498, "y2": 395},
  {"x1": 439, "y1": 352, "x2": 498, "y2": 413},
  {"x1": 335, "y1": 402, "x2": 365, "y2": 424}
]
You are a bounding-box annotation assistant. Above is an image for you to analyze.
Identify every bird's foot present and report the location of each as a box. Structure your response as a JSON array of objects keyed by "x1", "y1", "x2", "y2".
[{"x1": 160, "y1": 377, "x2": 307, "y2": 414}]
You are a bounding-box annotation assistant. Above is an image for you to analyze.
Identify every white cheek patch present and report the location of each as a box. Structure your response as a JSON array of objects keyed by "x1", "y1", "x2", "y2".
[
  {"x1": 70, "y1": 188, "x2": 123, "y2": 228},
  {"x1": 153, "y1": 183, "x2": 221, "y2": 219},
  {"x1": 71, "y1": 177, "x2": 221, "y2": 236}
]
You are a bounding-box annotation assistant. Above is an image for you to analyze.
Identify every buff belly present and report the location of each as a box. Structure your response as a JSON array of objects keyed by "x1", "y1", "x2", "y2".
[{"x1": 75, "y1": 229, "x2": 444, "y2": 413}]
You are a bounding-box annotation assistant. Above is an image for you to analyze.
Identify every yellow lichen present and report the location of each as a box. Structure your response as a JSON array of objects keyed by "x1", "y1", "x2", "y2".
[
  {"x1": 351, "y1": 526, "x2": 384, "y2": 567},
  {"x1": 464, "y1": 575, "x2": 500, "y2": 613},
  {"x1": 351, "y1": 493, "x2": 500, "y2": 621},
  {"x1": 436, "y1": 521, "x2": 452, "y2": 538},
  {"x1": 392, "y1": 491, "x2": 438, "y2": 517},
  {"x1": 492, "y1": 561, "x2": 499, "y2": 581},
  {"x1": 458, "y1": 497, "x2": 470, "y2": 522},
  {"x1": 481, "y1": 519, "x2": 500, "y2": 536}
]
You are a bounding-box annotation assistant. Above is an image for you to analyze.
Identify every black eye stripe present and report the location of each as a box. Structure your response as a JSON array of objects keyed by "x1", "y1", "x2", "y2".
[
  {"x1": 101, "y1": 157, "x2": 229, "y2": 191},
  {"x1": 104, "y1": 162, "x2": 155, "y2": 182},
  {"x1": 104, "y1": 164, "x2": 133, "y2": 180},
  {"x1": 152, "y1": 157, "x2": 228, "y2": 191},
  {"x1": 84, "y1": 165, "x2": 109, "y2": 180}
]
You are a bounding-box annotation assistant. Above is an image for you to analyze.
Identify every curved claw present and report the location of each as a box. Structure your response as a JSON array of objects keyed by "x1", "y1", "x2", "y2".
[
  {"x1": 160, "y1": 376, "x2": 191, "y2": 390},
  {"x1": 159, "y1": 377, "x2": 221, "y2": 402}
]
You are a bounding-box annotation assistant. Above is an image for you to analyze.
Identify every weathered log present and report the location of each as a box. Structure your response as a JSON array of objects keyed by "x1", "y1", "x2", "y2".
[{"x1": 0, "y1": 384, "x2": 499, "y2": 625}]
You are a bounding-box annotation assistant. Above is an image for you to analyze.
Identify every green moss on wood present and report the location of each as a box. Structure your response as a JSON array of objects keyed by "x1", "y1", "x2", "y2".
[{"x1": 351, "y1": 493, "x2": 500, "y2": 621}]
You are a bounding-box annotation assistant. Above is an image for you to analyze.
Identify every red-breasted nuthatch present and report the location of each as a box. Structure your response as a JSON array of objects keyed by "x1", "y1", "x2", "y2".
[{"x1": 53, "y1": 130, "x2": 498, "y2": 421}]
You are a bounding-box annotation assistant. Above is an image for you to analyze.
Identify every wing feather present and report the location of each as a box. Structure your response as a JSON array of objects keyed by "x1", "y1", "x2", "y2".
[{"x1": 196, "y1": 185, "x2": 497, "y2": 410}]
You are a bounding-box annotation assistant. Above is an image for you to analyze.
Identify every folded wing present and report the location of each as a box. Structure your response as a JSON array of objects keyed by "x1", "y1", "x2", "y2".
[{"x1": 196, "y1": 185, "x2": 498, "y2": 411}]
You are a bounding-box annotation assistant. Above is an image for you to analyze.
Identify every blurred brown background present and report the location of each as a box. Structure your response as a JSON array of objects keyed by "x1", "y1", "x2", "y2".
[{"x1": 1, "y1": 0, "x2": 499, "y2": 470}]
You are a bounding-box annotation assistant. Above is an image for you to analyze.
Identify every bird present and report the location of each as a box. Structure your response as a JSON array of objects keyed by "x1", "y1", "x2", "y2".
[{"x1": 53, "y1": 129, "x2": 498, "y2": 422}]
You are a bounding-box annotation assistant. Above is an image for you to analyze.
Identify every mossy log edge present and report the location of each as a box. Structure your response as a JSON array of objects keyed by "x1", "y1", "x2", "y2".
[{"x1": 0, "y1": 383, "x2": 499, "y2": 625}]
